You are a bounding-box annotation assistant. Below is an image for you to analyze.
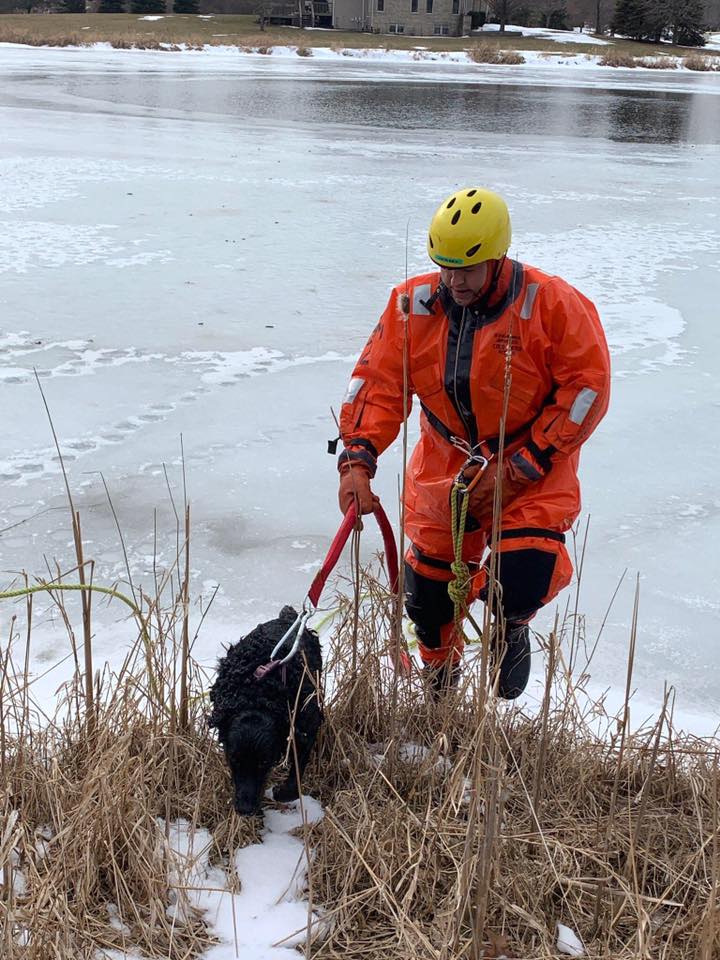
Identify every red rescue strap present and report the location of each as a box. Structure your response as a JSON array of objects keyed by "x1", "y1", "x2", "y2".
[
  {"x1": 254, "y1": 502, "x2": 401, "y2": 680},
  {"x1": 307, "y1": 503, "x2": 399, "y2": 607}
]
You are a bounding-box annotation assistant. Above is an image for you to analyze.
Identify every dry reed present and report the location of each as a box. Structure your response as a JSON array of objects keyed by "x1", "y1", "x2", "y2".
[
  {"x1": 468, "y1": 44, "x2": 526, "y2": 65},
  {"x1": 304, "y1": 572, "x2": 720, "y2": 960},
  {"x1": 682, "y1": 55, "x2": 719, "y2": 71},
  {"x1": 1, "y1": 547, "x2": 718, "y2": 958}
]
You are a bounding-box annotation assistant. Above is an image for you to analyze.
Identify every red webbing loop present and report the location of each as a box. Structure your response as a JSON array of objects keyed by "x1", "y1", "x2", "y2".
[{"x1": 306, "y1": 503, "x2": 399, "y2": 609}]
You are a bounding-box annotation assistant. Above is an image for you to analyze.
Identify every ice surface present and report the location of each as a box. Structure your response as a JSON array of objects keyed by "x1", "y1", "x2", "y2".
[{"x1": 0, "y1": 46, "x2": 718, "y2": 736}]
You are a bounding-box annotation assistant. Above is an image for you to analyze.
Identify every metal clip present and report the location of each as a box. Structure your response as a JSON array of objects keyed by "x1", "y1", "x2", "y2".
[
  {"x1": 450, "y1": 435, "x2": 490, "y2": 468},
  {"x1": 269, "y1": 599, "x2": 314, "y2": 666}
]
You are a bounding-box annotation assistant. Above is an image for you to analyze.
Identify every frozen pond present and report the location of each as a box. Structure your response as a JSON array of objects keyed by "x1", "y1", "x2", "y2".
[{"x1": 1, "y1": 46, "x2": 719, "y2": 730}]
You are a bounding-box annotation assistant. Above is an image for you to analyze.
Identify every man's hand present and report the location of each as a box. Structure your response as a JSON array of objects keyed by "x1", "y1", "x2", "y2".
[
  {"x1": 463, "y1": 454, "x2": 539, "y2": 525},
  {"x1": 338, "y1": 463, "x2": 379, "y2": 517}
]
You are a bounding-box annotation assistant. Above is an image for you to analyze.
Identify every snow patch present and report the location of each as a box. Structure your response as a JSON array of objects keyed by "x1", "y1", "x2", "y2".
[
  {"x1": 556, "y1": 921, "x2": 585, "y2": 956},
  {"x1": 156, "y1": 798, "x2": 327, "y2": 957}
]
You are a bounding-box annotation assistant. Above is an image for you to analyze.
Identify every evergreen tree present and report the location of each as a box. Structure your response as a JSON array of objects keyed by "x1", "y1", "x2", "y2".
[
  {"x1": 59, "y1": 0, "x2": 86, "y2": 10},
  {"x1": 612, "y1": 0, "x2": 651, "y2": 37},
  {"x1": 173, "y1": 0, "x2": 199, "y2": 11},
  {"x1": 99, "y1": 0, "x2": 126, "y2": 10},
  {"x1": 671, "y1": 0, "x2": 706, "y2": 42},
  {"x1": 130, "y1": 0, "x2": 166, "y2": 12}
]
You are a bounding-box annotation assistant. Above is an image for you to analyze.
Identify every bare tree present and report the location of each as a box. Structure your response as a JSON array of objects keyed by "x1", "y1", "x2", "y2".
[{"x1": 491, "y1": 0, "x2": 515, "y2": 29}]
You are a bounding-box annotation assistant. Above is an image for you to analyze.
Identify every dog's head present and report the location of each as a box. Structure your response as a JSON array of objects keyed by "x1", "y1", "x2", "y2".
[{"x1": 212, "y1": 709, "x2": 283, "y2": 816}]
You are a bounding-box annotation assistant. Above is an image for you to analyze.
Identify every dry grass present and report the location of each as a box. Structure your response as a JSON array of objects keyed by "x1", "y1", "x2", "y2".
[
  {"x1": 599, "y1": 53, "x2": 639, "y2": 68},
  {"x1": 635, "y1": 57, "x2": 677, "y2": 69},
  {"x1": 0, "y1": 587, "x2": 259, "y2": 957},
  {"x1": 1, "y1": 405, "x2": 718, "y2": 960},
  {"x1": 1, "y1": 14, "x2": 717, "y2": 60},
  {"x1": 469, "y1": 43, "x2": 526, "y2": 65},
  {"x1": 303, "y1": 573, "x2": 720, "y2": 960},
  {"x1": 1, "y1": 551, "x2": 719, "y2": 958},
  {"x1": 683, "y1": 55, "x2": 720, "y2": 71}
]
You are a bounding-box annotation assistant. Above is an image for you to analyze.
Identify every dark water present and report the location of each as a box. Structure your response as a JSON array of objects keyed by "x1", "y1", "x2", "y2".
[
  {"x1": 55, "y1": 64, "x2": 720, "y2": 146},
  {"x1": 5, "y1": 52, "x2": 720, "y2": 145}
]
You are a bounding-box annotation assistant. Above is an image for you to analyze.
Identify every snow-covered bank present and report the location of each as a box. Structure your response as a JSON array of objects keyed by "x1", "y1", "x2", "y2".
[{"x1": 1, "y1": 37, "x2": 719, "y2": 83}]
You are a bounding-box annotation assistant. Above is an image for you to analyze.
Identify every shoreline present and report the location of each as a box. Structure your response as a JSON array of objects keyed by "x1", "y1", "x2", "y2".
[{"x1": 2, "y1": 38, "x2": 720, "y2": 80}]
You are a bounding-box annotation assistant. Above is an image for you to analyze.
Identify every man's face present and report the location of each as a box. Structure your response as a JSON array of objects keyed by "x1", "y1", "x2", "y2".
[{"x1": 440, "y1": 261, "x2": 490, "y2": 307}]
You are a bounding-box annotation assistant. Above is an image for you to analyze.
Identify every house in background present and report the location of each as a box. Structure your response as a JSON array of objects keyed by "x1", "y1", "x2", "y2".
[
  {"x1": 334, "y1": 0, "x2": 490, "y2": 36},
  {"x1": 266, "y1": 0, "x2": 491, "y2": 36}
]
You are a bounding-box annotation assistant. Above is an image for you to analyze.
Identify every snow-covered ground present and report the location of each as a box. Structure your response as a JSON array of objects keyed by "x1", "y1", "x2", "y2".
[
  {"x1": 1, "y1": 42, "x2": 719, "y2": 959},
  {"x1": 476, "y1": 21, "x2": 612, "y2": 44}
]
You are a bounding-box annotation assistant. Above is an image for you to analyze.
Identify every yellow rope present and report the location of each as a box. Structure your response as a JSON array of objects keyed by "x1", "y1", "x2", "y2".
[{"x1": 447, "y1": 479, "x2": 472, "y2": 639}]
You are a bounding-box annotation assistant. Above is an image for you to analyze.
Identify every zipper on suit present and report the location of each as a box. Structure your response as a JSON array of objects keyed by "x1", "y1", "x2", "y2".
[{"x1": 452, "y1": 306, "x2": 473, "y2": 442}]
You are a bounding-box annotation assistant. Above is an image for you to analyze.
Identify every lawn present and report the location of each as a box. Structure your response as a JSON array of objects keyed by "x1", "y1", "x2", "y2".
[{"x1": 0, "y1": 12, "x2": 717, "y2": 59}]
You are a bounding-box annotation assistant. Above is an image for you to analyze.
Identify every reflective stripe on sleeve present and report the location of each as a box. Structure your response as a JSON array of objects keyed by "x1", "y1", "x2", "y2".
[
  {"x1": 412, "y1": 284, "x2": 433, "y2": 316},
  {"x1": 568, "y1": 387, "x2": 598, "y2": 425},
  {"x1": 343, "y1": 377, "x2": 365, "y2": 405}
]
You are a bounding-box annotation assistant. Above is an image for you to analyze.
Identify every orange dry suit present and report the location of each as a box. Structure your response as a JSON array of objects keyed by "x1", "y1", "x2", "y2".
[{"x1": 338, "y1": 258, "x2": 611, "y2": 667}]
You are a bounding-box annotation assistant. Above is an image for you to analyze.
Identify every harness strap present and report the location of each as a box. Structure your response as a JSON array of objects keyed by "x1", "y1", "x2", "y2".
[
  {"x1": 412, "y1": 526, "x2": 566, "y2": 573},
  {"x1": 420, "y1": 402, "x2": 533, "y2": 457}
]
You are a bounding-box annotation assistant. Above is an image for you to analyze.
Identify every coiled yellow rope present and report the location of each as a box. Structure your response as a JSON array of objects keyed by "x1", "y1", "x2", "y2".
[{"x1": 448, "y1": 479, "x2": 472, "y2": 638}]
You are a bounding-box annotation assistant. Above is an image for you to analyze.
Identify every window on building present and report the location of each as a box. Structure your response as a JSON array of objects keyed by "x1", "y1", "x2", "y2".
[
  {"x1": 433, "y1": 22, "x2": 449, "y2": 33},
  {"x1": 452, "y1": 0, "x2": 459, "y2": 11},
  {"x1": 411, "y1": 0, "x2": 418, "y2": 11},
  {"x1": 389, "y1": 21, "x2": 405, "y2": 31},
  {"x1": 377, "y1": 0, "x2": 384, "y2": 9},
  {"x1": 426, "y1": 0, "x2": 433, "y2": 11}
]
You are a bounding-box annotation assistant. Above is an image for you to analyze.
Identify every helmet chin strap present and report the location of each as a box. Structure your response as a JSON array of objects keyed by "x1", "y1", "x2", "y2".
[{"x1": 470, "y1": 254, "x2": 507, "y2": 313}]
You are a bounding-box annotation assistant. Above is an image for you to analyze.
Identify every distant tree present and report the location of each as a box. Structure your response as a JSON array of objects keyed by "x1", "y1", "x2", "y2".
[
  {"x1": 612, "y1": 0, "x2": 650, "y2": 37},
  {"x1": 612, "y1": 0, "x2": 706, "y2": 40},
  {"x1": 173, "y1": 0, "x2": 199, "y2": 10},
  {"x1": 130, "y1": 0, "x2": 165, "y2": 11},
  {"x1": 253, "y1": 0, "x2": 273, "y2": 29},
  {"x1": 59, "y1": 0, "x2": 86, "y2": 10},
  {"x1": 670, "y1": 0, "x2": 707, "y2": 41},
  {"x1": 704, "y1": 0, "x2": 720, "y2": 28},
  {"x1": 99, "y1": 0, "x2": 126, "y2": 10},
  {"x1": 533, "y1": 0, "x2": 570, "y2": 27},
  {"x1": 490, "y1": 0, "x2": 517, "y2": 29}
]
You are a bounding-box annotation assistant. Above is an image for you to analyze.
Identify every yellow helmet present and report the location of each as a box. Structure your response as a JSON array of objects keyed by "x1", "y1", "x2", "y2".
[{"x1": 427, "y1": 187, "x2": 511, "y2": 268}]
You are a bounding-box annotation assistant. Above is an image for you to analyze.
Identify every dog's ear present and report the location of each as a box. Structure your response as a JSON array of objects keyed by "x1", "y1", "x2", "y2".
[{"x1": 278, "y1": 605, "x2": 298, "y2": 621}]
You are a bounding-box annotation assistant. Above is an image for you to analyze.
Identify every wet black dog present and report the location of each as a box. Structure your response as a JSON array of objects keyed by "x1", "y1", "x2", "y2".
[{"x1": 208, "y1": 606, "x2": 323, "y2": 816}]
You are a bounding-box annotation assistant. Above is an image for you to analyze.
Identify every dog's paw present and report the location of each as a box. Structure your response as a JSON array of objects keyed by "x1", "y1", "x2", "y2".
[{"x1": 273, "y1": 781, "x2": 300, "y2": 804}]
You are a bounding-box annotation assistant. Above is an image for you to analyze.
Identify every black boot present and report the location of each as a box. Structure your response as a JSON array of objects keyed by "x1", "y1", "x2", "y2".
[
  {"x1": 492, "y1": 622, "x2": 531, "y2": 700},
  {"x1": 422, "y1": 661, "x2": 461, "y2": 701}
]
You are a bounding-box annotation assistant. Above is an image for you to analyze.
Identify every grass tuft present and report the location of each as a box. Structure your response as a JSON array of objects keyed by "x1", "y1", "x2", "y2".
[
  {"x1": 468, "y1": 43, "x2": 525, "y2": 65},
  {"x1": 599, "y1": 52, "x2": 639, "y2": 67},
  {"x1": 683, "y1": 54, "x2": 719, "y2": 71}
]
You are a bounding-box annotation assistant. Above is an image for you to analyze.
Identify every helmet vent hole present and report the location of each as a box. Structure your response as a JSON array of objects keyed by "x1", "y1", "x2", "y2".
[
  {"x1": 466, "y1": 243, "x2": 482, "y2": 257},
  {"x1": 466, "y1": 189, "x2": 477, "y2": 197},
  {"x1": 446, "y1": 197, "x2": 456, "y2": 209},
  {"x1": 451, "y1": 210, "x2": 461, "y2": 226},
  {"x1": 428, "y1": 234, "x2": 434, "y2": 248},
  {"x1": 471, "y1": 202, "x2": 483, "y2": 214}
]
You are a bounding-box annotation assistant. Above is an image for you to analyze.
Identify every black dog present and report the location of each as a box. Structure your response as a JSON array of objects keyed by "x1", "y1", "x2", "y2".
[{"x1": 209, "y1": 606, "x2": 323, "y2": 816}]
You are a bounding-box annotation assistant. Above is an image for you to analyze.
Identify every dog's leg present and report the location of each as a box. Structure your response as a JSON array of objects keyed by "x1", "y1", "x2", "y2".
[{"x1": 273, "y1": 728, "x2": 316, "y2": 804}]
